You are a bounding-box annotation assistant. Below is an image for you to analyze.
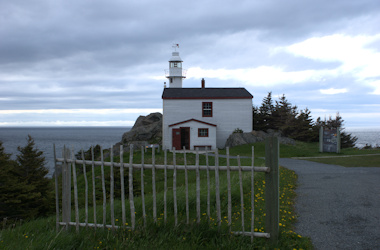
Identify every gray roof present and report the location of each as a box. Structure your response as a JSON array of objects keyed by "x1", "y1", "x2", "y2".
[{"x1": 162, "y1": 88, "x2": 253, "y2": 99}]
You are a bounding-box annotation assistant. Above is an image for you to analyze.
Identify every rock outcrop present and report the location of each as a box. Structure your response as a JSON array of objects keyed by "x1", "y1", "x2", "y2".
[
  {"x1": 225, "y1": 129, "x2": 296, "y2": 148},
  {"x1": 114, "y1": 113, "x2": 163, "y2": 152}
]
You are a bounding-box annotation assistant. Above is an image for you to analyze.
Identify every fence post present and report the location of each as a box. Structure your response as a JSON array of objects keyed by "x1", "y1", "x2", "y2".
[
  {"x1": 195, "y1": 148, "x2": 200, "y2": 224},
  {"x1": 71, "y1": 147, "x2": 79, "y2": 233},
  {"x1": 205, "y1": 151, "x2": 211, "y2": 223},
  {"x1": 141, "y1": 146, "x2": 147, "y2": 227},
  {"x1": 53, "y1": 144, "x2": 60, "y2": 232},
  {"x1": 183, "y1": 147, "x2": 189, "y2": 224},
  {"x1": 81, "y1": 149, "x2": 88, "y2": 228},
  {"x1": 62, "y1": 146, "x2": 71, "y2": 231},
  {"x1": 163, "y1": 149, "x2": 167, "y2": 224},
  {"x1": 110, "y1": 147, "x2": 115, "y2": 230},
  {"x1": 120, "y1": 145, "x2": 126, "y2": 227},
  {"x1": 265, "y1": 136, "x2": 279, "y2": 243},
  {"x1": 173, "y1": 148, "x2": 178, "y2": 226},
  {"x1": 251, "y1": 146, "x2": 255, "y2": 243},
  {"x1": 319, "y1": 126, "x2": 323, "y2": 153},
  {"x1": 337, "y1": 127, "x2": 341, "y2": 154},
  {"x1": 214, "y1": 149, "x2": 221, "y2": 228},
  {"x1": 91, "y1": 146, "x2": 97, "y2": 229},
  {"x1": 100, "y1": 147, "x2": 107, "y2": 229},
  {"x1": 226, "y1": 147, "x2": 232, "y2": 231},
  {"x1": 129, "y1": 145, "x2": 135, "y2": 230},
  {"x1": 152, "y1": 146, "x2": 157, "y2": 223}
]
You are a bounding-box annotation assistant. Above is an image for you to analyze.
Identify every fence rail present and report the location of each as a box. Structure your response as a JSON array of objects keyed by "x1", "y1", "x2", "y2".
[{"x1": 54, "y1": 137, "x2": 279, "y2": 243}]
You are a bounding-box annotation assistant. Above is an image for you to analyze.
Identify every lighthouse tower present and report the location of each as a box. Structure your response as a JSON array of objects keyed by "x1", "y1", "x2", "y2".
[{"x1": 166, "y1": 49, "x2": 186, "y2": 88}]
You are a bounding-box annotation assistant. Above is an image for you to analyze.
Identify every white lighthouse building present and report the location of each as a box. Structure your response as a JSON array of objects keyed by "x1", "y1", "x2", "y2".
[
  {"x1": 162, "y1": 49, "x2": 253, "y2": 150},
  {"x1": 165, "y1": 51, "x2": 186, "y2": 88}
]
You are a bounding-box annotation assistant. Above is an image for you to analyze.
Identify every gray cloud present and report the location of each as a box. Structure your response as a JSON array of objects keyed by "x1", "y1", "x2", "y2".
[{"x1": 0, "y1": 0, "x2": 379, "y2": 128}]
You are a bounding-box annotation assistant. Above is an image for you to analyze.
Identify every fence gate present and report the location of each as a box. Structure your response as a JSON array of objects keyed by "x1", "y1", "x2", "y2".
[{"x1": 54, "y1": 137, "x2": 279, "y2": 243}]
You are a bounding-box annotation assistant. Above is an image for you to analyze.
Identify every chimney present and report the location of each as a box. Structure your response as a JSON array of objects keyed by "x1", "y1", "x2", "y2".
[{"x1": 201, "y1": 78, "x2": 205, "y2": 88}]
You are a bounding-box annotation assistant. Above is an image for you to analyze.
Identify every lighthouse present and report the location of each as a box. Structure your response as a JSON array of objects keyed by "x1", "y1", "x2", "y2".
[
  {"x1": 165, "y1": 49, "x2": 186, "y2": 88},
  {"x1": 161, "y1": 47, "x2": 253, "y2": 150}
]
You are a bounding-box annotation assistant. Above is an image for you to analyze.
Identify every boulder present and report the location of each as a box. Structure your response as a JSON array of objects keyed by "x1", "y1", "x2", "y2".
[
  {"x1": 225, "y1": 132, "x2": 263, "y2": 148},
  {"x1": 115, "y1": 113, "x2": 162, "y2": 152},
  {"x1": 225, "y1": 130, "x2": 296, "y2": 148}
]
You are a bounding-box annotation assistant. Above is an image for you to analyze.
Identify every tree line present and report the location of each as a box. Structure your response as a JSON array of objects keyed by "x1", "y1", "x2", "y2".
[
  {"x1": 0, "y1": 136, "x2": 54, "y2": 221},
  {"x1": 253, "y1": 92, "x2": 357, "y2": 148}
]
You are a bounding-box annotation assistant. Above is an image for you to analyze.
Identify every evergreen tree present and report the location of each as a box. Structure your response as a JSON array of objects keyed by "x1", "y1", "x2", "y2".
[
  {"x1": 315, "y1": 113, "x2": 358, "y2": 148},
  {"x1": 15, "y1": 135, "x2": 54, "y2": 218},
  {"x1": 253, "y1": 92, "x2": 275, "y2": 131},
  {"x1": 260, "y1": 92, "x2": 275, "y2": 130},
  {"x1": 293, "y1": 108, "x2": 315, "y2": 142},
  {"x1": 252, "y1": 105, "x2": 260, "y2": 130},
  {"x1": 272, "y1": 94, "x2": 298, "y2": 137},
  {"x1": 0, "y1": 141, "x2": 39, "y2": 220},
  {"x1": 252, "y1": 92, "x2": 358, "y2": 148}
]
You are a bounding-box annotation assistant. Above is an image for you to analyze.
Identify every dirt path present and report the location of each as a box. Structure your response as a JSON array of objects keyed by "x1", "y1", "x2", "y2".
[{"x1": 279, "y1": 158, "x2": 380, "y2": 249}]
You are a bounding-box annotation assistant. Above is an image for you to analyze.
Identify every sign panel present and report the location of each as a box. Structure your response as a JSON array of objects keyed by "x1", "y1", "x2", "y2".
[{"x1": 323, "y1": 128, "x2": 338, "y2": 152}]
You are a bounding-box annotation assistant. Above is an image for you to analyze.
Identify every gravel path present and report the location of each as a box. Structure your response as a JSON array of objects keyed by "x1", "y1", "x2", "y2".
[{"x1": 279, "y1": 158, "x2": 380, "y2": 250}]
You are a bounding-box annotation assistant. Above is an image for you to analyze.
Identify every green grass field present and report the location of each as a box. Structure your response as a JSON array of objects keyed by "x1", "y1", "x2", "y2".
[
  {"x1": 0, "y1": 147, "x2": 312, "y2": 249},
  {"x1": 306, "y1": 154, "x2": 380, "y2": 167},
  {"x1": 223, "y1": 141, "x2": 380, "y2": 158},
  {"x1": 2, "y1": 142, "x2": 377, "y2": 249},
  {"x1": 223, "y1": 141, "x2": 380, "y2": 167}
]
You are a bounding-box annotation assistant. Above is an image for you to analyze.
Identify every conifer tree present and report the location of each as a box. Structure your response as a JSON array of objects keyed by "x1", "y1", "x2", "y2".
[
  {"x1": 252, "y1": 105, "x2": 260, "y2": 130},
  {"x1": 315, "y1": 113, "x2": 358, "y2": 148},
  {"x1": 293, "y1": 108, "x2": 315, "y2": 142},
  {"x1": 253, "y1": 92, "x2": 358, "y2": 147},
  {"x1": 253, "y1": 92, "x2": 275, "y2": 131},
  {"x1": 0, "y1": 141, "x2": 39, "y2": 220},
  {"x1": 272, "y1": 94, "x2": 298, "y2": 137},
  {"x1": 15, "y1": 135, "x2": 54, "y2": 218}
]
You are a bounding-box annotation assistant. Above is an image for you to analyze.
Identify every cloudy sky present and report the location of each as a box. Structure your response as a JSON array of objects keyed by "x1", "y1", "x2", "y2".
[{"x1": 1, "y1": 0, "x2": 379, "y2": 129}]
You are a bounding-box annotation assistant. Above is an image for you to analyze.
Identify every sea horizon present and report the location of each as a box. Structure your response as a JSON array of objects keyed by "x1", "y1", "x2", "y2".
[
  {"x1": 1, "y1": 126, "x2": 379, "y2": 177},
  {"x1": 0, "y1": 125, "x2": 378, "y2": 129},
  {"x1": 0, "y1": 126, "x2": 132, "y2": 177}
]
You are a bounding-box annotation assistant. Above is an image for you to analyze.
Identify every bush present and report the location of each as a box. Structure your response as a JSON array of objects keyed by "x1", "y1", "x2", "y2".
[{"x1": 233, "y1": 128, "x2": 243, "y2": 133}]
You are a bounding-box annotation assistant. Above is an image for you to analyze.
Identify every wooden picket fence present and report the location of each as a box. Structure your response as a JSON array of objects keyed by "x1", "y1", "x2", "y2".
[{"x1": 54, "y1": 137, "x2": 280, "y2": 242}]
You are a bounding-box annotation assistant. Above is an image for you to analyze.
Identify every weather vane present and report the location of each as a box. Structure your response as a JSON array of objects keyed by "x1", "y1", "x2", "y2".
[{"x1": 172, "y1": 43, "x2": 179, "y2": 51}]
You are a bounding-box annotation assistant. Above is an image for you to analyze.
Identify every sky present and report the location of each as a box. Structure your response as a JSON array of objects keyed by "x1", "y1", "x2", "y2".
[{"x1": 0, "y1": 0, "x2": 379, "y2": 130}]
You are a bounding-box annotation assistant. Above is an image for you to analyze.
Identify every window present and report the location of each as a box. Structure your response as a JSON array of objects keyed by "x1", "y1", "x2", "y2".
[
  {"x1": 170, "y1": 62, "x2": 182, "y2": 68},
  {"x1": 202, "y1": 102, "x2": 212, "y2": 117},
  {"x1": 198, "y1": 128, "x2": 209, "y2": 137}
]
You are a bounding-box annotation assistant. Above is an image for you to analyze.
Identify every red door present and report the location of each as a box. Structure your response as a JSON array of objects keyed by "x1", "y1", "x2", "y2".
[{"x1": 172, "y1": 128, "x2": 181, "y2": 150}]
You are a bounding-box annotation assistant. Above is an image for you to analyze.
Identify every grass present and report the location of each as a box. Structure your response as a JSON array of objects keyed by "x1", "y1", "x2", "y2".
[
  {"x1": 306, "y1": 154, "x2": 380, "y2": 167},
  {"x1": 222, "y1": 141, "x2": 380, "y2": 167},
  {"x1": 2, "y1": 141, "x2": 378, "y2": 248},
  {"x1": 0, "y1": 147, "x2": 313, "y2": 249}
]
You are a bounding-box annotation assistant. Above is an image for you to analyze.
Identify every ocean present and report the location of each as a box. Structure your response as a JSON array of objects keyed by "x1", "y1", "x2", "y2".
[
  {"x1": 0, "y1": 127, "x2": 131, "y2": 177},
  {"x1": 346, "y1": 129, "x2": 380, "y2": 149},
  {"x1": 0, "y1": 127, "x2": 378, "y2": 178}
]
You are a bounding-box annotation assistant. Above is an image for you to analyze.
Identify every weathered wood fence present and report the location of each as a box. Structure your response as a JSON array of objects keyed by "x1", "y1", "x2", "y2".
[{"x1": 54, "y1": 137, "x2": 279, "y2": 242}]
